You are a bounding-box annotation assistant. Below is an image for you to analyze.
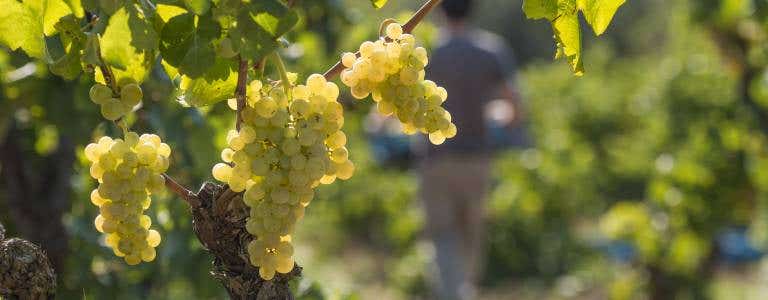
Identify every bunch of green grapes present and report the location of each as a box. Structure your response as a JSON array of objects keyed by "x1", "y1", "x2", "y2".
[
  {"x1": 339, "y1": 22, "x2": 456, "y2": 145},
  {"x1": 211, "y1": 74, "x2": 354, "y2": 280},
  {"x1": 89, "y1": 83, "x2": 143, "y2": 121},
  {"x1": 84, "y1": 132, "x2": 170, "y2": 265}
]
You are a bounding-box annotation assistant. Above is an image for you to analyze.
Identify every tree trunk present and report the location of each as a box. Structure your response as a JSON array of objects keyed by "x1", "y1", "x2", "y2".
[{"x1": 187, "y1": 182, "x2": 301, "y2": 299}]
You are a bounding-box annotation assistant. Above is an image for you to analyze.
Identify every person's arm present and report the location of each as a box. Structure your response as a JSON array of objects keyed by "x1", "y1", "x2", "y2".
[{"x1": 499, "y1": 80, "x2": 523, "y2": 128}]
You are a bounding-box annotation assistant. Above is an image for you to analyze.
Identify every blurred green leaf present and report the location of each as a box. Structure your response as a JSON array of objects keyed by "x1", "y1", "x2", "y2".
[
  {"x1": 523, "y1": 0, "x2": 558, "y2": 20},
  {"x1": 183, "y1": 0, "x2": 210, "y2": 15},
  {"x1": 155, "y1": 4, "x2": 188, "y2": 22},
  {"x1": 63, "y1": 0, "x2": 84, "y2": 18},
  {"x1": 370, "y1": 0, "x2": 387, "y2": 9}
]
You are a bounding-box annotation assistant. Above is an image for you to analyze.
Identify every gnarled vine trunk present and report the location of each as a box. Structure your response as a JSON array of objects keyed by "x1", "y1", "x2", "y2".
[
  {"x1": 0, "y1": 222, "x2": 57, "y2": 299},
  {"x1": 185, "y1": 182, "x2": 301, "y2": 299}
]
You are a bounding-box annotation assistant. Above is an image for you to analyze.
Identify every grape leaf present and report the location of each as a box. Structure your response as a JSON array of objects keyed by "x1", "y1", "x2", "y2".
[
  {"x1": 178, "y1": 57, "x2": 238, "y2": 107},
  {"x1": 0, "y1": 0, "x2": 45, "y2": 59},
  {"x1": 155, "y1": 4, "x2": 188, "y2": 22},
  {"x1": 160, "y1": 13, "x2": 221, "y2": 78},
  {"x1": 523, "y1": 0, "x2": 623, "y2": 75},
  {"x1": 183, "y1": 0, "x2": 210, "y2": 15},
  {"x1": 553, "y1": 12, "x2": 583, "y2": 76},
  {"x1": 577, "y1": 0, "x2": 626, "y2": 35},
  {"x1": 82, "y1": 33, "x2": 100, "y2": 65},
  {"x1": 370, "y1": 0, "x2": 387, "y2": 9},
  {"x1": 63, "y1": 0, "x2": 84, "y2": 18},
  {"x1": 229, "y1": 0, "x2": 297, "y2": 60},
  {"x1": 522, "y1": 0, "x2": 558, "y2": 20},
  {"x1": 50, "y1": 41, "x2": 84, "y2": 79},
  {"x1": 249, "y1": 0, "x2": 298, "y2": 37},
  {"x1": 100, "y1": 5, "x2": 158, "y2": 85},
  {"x1": 41, "y1": 0, "x2": 73, "y2": 36},
  {"x1": 97, "y1": 0, "x2": 126, "y2": 15},
  {"x1": 50, "y1": 15, "x2": 86, "y2": 79}
]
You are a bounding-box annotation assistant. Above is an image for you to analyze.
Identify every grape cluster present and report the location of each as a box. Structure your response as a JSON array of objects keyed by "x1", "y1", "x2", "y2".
[
  {"x1": 339, "y1": 23, "x2": 456, "y2": 145},
  {"x1": 84, "y1": 132, "x2": 170, "y2": 265},
  {"x1": 89, "y1": 83, "x2": 143, "y2": 121},
  {"x1": 212, "y1": 74, "x2": 354, "y2": 280}
]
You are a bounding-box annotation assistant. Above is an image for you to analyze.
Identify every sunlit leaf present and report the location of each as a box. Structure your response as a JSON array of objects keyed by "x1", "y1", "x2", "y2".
[
  {"x1": 0, "y1": 0, "x2": 45, "y2": 58},
  {"x1": 553, "y1": 12, "x2": 583, "y2": 75},
  {"x1": 155, "y1": 4, "x2": 188, "y2": 22},
  {"x1": 178, "y1": 57, "x2": 237, "y2": 106},
  {"x1": 100, "y1": 5, "x2": 158, "y2": 84},
  {"x1": 577, "y1": 0, "x2": 626, "y2": 35},
  {"x1": 63, "y1": 0, "x2": 83, "y2": 18},
  {"x1": 523, "y1": 0, "x2": 558, "y2": 20},
  {"x1": 370, "y1": 0, "x2": 387, "y2": 9},
  {"x1": 39, "y1": 0, "x2": 73, "y2": 36}
]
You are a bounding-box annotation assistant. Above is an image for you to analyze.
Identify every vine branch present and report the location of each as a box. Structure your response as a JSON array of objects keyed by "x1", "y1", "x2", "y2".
[
  {"x1": 322, "y1": 0, "x2": 443, "y2": 80},
  {"x1": 235, "y1": 56, "x2": 249, "y2": 130},
  {"x1": 162, "y1": 174, "x2": 200, "y2": 207}
]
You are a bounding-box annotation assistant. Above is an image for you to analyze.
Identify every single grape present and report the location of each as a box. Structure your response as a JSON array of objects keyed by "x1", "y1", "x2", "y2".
[
  {"x1": 90, "y1": 84, "x2": 113, "y2": 104},
  {"x1": 120, "y1": 83, "x2": 143, "y2": 107}
]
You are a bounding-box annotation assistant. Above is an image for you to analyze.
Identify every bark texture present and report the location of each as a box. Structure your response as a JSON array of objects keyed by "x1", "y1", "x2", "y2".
[
  {"x1": 188, "y1": 182, "x2": 301, "y2": 299},
  {"x1": 0, "y1": 222, "x2": 57, "y2": 300}
]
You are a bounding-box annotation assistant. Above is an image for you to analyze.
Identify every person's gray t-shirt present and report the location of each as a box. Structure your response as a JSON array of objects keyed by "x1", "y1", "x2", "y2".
[{"x1": 423, "y1": 28, "x2": 516, "y2": 156}]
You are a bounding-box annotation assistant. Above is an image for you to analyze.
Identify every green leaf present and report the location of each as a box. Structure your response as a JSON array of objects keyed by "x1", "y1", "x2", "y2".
[
  {"x1": 161, "y1": 58, "x2": 179, "y2": 80},
  {"x1": 370, "y1": 0, "x2": 387, "y2": 9},
  {"x1": 42, "y1": 0, "x2": 73, "y2": 36},
  {"x1": 577, "y1": 0, "x2": 626, "y2": 35},
  {"x1": 50, "y1": 15, "x2": 86, "y2": 79},
  {"x1": 82, "y1": 33, "x2": 100, "y2": 65},
  {"x1": 160, "y1": 13, "x2": 221, "y2": 78},
  {"x1": 55, "y1": 14, "x2": 85, "y2": 47},
  {"x1": 523, "y1": 0, "x2": 558, "y2": 20},
  {"x1": 50, "y1": 41, "x2": 84, "y2": 79},
  {"x1": 97, "y1": 0, "x2": 125, "y2": 15},
  {"x1": 553, "y1": 12, "x2": 583, "y2": 76},
  {"x1": 63, "y1": 0, "x2": 84, "y2": 18},
  {"x1": 155, "y1": 4, "x2": 188, "y2": 22},
  {"x1": 229, "y1": 0, "x2": 297, "y2": 60},
  {"x1": 183, "y1": 0, "x2": 210, "y2": 15},
  {"x1": 100, "y1": 5, "x2": 158, "y2": 84},
  {"x1": 178, "y1": 57, "x2": 237, "y2": 107},
  {"x1": 0, "y1": 0, "x2": 46, "y2": 59},
  {"x1": 248, "y1": 0, "x2": 297, "y2": 37}
]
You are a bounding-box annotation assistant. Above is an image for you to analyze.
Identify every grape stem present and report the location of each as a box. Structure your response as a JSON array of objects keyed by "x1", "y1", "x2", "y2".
[
  {"x1": 271, "y1": 52, "x2": 292, "y2": 95},
  {"x1": 322, "y1": 0, "x2": 443, "y2": 80},
  {"x1": 83, "y1": 12, "x2": 119, "y2": 95},
  {"x1": 235, "y1": 56, "x2": 249, "y2": 130},
  {"x1": 162, "y1": 173, "x2": 201, "y2": 207}
]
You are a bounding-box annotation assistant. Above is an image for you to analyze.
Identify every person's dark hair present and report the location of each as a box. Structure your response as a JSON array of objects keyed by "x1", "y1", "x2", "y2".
[{"x1": 441, "y1": 0, "x2": 473, "y2": 21}]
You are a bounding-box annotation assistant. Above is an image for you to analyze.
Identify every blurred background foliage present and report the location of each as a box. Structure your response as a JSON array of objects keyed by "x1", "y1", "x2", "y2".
[{"x1": 5, "y1": 0, "x2": 768, "y2": 299}]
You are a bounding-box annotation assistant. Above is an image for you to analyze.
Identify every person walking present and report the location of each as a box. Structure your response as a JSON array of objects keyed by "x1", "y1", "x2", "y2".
[{"x1": 419, "y1": 0, "x2": 521, "y2": 299}]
